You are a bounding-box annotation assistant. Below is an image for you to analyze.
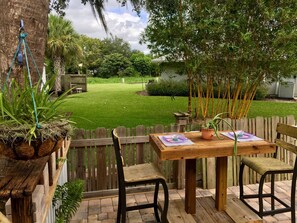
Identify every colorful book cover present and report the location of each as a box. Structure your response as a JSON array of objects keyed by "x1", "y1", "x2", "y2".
[{"x1": 159, "y1": 134, "x2": 194, "y2": 147}]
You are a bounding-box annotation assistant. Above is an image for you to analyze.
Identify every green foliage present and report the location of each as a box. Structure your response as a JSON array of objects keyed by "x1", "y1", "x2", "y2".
[
  {"x1": 203, "y1": 113, "x2": 237, "y2": 155},
  {"x1": 146, "y1": 80, "x2": 188, "y2": 97},
  {"x1": 130, "y1": 52, "x2": 156, "y2": 76},
  {"x1": 253, "y1": 85, "x2": 269, "y2": 100},
  {"x1": 118, "y1": 66, "x2": 140, "y2": 77},
  {"x1": 53, "y1": 180, "x2": 84, "y2": 223},
  {"x1": 0, "y1": 75, "x2": 72, "y2": 142},
  {"x1": 87, "y1": 76, "x2": 156, "y2": 84},
  {"x1": 142, "y1": 0, "x2": 297, "y2": 119},
  {"x1": 100, "y1": 37, "x2": 132, "y2": 58},
  {"x1": 47, "y1": 15, "x2": 82, "y2": 66},
  {"x1": 46, "y1": 14, "x2": 82, "y2": 91},
  {"x1": 146, "y1": 80, "x2": 268, "y2": 99},
  {"x1": 97, "y1": 53, "x2": 132, "y2": 78},
  {"x1": 75, "y1": 35, "x2": 103, "y2": 74}
]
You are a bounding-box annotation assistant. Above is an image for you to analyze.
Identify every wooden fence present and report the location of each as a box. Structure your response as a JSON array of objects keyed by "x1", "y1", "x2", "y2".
[{"x1": 67, "y1": 115, "x2": 296, "y2": 193}]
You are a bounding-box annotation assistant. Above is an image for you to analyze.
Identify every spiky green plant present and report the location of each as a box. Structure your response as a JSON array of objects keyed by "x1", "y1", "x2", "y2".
[
  {"x1": 53, "y1": 180, "x2": 84, "y2": 223},
  {"x1": 203, "y1": 112, "x2": 238, "y2": 155},
  {"x1": 0, "y1": 74, "x2": 73, "y2": 143}
]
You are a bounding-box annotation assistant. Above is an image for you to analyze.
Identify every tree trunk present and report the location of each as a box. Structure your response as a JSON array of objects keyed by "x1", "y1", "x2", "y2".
[
  {"x1": 0, "y1": 0, "x2": 49, "y2": 86},
  {"x1": 54, "y1": 56, "x2": 62, "y2": 94}
]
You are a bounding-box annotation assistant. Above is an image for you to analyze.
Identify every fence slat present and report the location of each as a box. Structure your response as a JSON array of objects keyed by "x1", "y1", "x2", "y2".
[{"x1": 68, "y1": 116, "x2": 296, "y2": 194}]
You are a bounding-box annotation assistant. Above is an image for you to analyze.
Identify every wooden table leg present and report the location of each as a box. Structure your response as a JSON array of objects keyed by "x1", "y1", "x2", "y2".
[
  {"x1": 185, "y1": 159, "x2": 196, "y2": 214},
  {"x1": 215, "y1": 156, "x2": 228, "y2": 211}
]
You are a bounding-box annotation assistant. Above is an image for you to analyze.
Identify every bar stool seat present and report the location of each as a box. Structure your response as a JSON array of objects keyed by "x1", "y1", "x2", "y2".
[
  {"x1": 241, "y1": 157, "x2": 293, "y2": 175},
  {"x1": 124, "y1": 163, "x2": 166, "y2": 183}
]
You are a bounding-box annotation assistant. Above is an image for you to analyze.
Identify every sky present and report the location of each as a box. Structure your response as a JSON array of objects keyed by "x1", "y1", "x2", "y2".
[{"x1": 64, "y1": 1, "x2": 149, "y2": 53}]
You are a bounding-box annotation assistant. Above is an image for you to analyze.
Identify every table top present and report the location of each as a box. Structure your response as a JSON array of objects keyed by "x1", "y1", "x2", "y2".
[{"x1": 149, "y1": 131, "x2": 276, "y2": 160}]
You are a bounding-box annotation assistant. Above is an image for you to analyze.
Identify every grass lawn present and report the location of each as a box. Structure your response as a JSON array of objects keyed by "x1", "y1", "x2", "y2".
[
  {"x1": 59, "y1": 82, "x2": 297, "y2": 129},
  {"x1": 60, "y1": 83, "x2": 187, "y2": 129}
]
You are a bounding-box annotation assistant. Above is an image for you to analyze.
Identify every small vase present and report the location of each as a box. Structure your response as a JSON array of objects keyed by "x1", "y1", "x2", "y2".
[{"x1": 201, "y1": 128, "x2": 215, "y2": 140}]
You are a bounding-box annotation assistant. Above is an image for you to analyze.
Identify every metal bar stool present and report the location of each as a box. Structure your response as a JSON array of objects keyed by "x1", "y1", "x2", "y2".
[{"x1": 239, "y1": 123, "x2": 297, "y2": 222}]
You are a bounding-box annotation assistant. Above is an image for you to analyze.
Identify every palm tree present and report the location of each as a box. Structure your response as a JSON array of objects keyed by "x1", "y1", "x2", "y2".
[
  {"x1": 0, "y1": 0, "x2": 144, "y2": 85},
  {"x1": 46, "y1": 15, "x2": 82, "y2": 94}
]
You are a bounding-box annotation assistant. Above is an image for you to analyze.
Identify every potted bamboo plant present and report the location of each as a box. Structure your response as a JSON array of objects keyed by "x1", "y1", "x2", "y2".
[
  {"x1": 201, "y1": 112, "x2": 238, "y2": 154},
  {"x1": 0, "y1": 75, "x2": 73, "y2": 160}
]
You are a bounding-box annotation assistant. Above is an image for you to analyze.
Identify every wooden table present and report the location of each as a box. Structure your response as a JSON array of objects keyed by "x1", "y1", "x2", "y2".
[{"x1": 149, "y1": 131, "x2": 276, "y2": 214}]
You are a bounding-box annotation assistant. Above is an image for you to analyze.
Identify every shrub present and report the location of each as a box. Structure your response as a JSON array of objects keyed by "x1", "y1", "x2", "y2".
[
  {"x1": 118, "y1": 66, "x2": 140, "y2": 77},
  {"x1": 253, "y1": 85, "x2": 268, "y2": 100},
  {"x1": 146, "y1": 80, "x2": 188, "y2": 97},
  {"x1": 146, "y1": 80, "x2": 268, "y2": 100}
]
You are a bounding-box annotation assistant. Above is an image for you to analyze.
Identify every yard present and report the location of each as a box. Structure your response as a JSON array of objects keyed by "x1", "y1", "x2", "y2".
[{"x1": 59, "y1": 80, "x2": 297, "y2": 129}]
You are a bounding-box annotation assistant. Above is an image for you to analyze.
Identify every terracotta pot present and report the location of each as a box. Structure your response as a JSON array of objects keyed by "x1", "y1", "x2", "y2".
[{"x1": 201, "y1": 128, "x2": 215, "y2": 140}]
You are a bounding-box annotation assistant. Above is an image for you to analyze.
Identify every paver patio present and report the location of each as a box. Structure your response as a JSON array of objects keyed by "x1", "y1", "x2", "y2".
[{"x1": 71, "y1": 180, "x2": 294, "y2": 223}]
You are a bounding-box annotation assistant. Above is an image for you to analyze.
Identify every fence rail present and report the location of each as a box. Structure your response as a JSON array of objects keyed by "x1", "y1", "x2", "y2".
[{"x1": 67, "y1": 116, "x2": 296, "y2": 193}]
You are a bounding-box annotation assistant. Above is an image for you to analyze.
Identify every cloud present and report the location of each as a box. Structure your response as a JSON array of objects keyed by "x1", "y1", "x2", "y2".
[{"x1": 64, "y1": 1, "x2": 149, "y2": 53}]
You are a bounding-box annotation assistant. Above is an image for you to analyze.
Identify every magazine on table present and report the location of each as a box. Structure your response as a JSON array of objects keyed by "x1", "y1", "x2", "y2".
[
  {"x1": 159, "y1": 134, "x2": 194, "y2": 147},
  {"x1": 221, "y1": 131, "x2": 263, "y2": 142}
]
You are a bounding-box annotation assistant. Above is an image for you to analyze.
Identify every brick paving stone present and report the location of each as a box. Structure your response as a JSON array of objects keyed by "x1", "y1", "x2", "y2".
[
  {"x1": 88, "y1": 214, "x2": 98, "y2": 221},
  {"x1": 98, "y1": 213, "x2": 108, "y2": 221},
  {"x1": 101, "y1": 219, "x2": 115, "y2": 223},
  {"x1": 88, "y1": 206, "x2": 100, "y2": 215},
  {"x1": 145, "y1": 193, "x2": 154, "y2": 203},
  {"x1": 128, "y1": 210, "x2": 142, "y2": 223},
  {"x1": 112, "y1": 197, "x2": 118, "y2": 206},
  {"x1": 70, "y1": 220, "x2": 83, "y2": 223},
  {"x1": 158, "y1": 191, "x2": 165, "y2": 201},
  {"x1": 135, "y1": 194, "x2": 148, "y2": 204},
  {"x1": 72, "y1": 211, "x2": 88, "y2": 220},
  {"x1": 126, "y1": 195, "x2": 137, "y2": 206},
  {"x1": 101, "y1": 205, "x2": 114, "y2": 213},
  {"x1": 100, "y1": 198, "x2": 112, "y2": 207},
  {"x1": 141, "y1": 213, "x2": 155, "y2": 222},
  {"x1": 87, "y1": 220, "x2": 101, "y2": 223},
  {"x1": 129, "y1": 219, "x2": 143, "y2": 223},
  {"x1": 139, "y1": 207, "x2": 154, "y2": 215},
  {"x1": 77, "y1": 200, "x2": 89, "y2": 213},
  {"x1": 71, "y1": 181, "x2": 297, "y2": 223},
  {"x1": 89, "y1": 199, "x2": 101, "y2": 206},
  {"x1": 107, "y1": 211, "x2": 117, "y2": 220}
]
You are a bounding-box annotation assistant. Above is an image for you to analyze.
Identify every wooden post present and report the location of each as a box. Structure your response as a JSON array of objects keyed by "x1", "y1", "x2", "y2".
[
  {"x1": 173, "y1": 112, "x2": 189, "y2": 189},
  {"x1": 11, "y1": 197, "x2": 33, "y2": 223}
]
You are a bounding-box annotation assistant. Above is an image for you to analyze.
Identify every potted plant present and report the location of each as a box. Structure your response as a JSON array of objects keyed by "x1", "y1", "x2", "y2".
[
  {"x1": 0, "y1": 75, "x2": 73, "y2": 160},
  {"x1": 201, "y1": 112, "x2": 238, "y2": 154}
]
